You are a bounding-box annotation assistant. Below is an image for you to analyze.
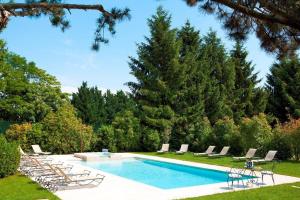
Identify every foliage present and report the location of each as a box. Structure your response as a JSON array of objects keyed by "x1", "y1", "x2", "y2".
[
  {"x1": 280, "y1": 118, "x2": 300, "y2": 160},
  {"x1": 41, "y1": 102, "x2": 94, "y2": 154},
  {"x1": 212, "y1": 117, "x2": 242, "y2": 155},
  {"x1": 142, "y1": 128, "x2": 160, "y2": 151},
  {"x1": 263, "y1": 129, "x2": 292, "y2": 160},
  {"x1": 0, "y1": 135, "x2": 20, "y2": 178},
  {"x1": 71, "y1": 82, "x2": 105, "y2": 128},
  {"x1": 71, "y1": 82, "x2": 136, "y2": 129},
  {"x1": 186, "y1": 117, "x2": 213, "y2": 152},
  {"x1": 0, "y1": 40, "x2": 66, "y2": 122},
  {"x1": 239, "y1": 113, "x2": 273, "y2": 155},
  {"x1": 0, "y1": 120, "x2": 11, "y2": 134},
  {"x1": 96, "y1": 125, "x2": 117, "y2": 152},
  {"x1": 184, "y1": 0, "x2": 300, "y2": 58},
  {"x1": 112, "y1": 110, "x2": 141, "y2": 152},
  {"x1": 266, "y1": 58, "x2": 300, "y2": 122}
]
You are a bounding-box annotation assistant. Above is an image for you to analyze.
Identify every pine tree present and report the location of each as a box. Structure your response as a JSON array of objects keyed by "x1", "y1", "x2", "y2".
[
  {"x1": 71, "y1": 82, "x2": 105, "y2": 128},
  {"x1": 128, "y1": 7, "x2": 182, "y2": 143},
  {"x1": 200, "y1": 31, "x2": 235, "y2": 124},
  {"x1": 230, "y1": 41, "x2": 266, "y2": 121},
  {"x1": 266, "y1": 58, "x2": 300, "y2": 122},
  {"x1": 170, "y1": 21, "x2": 205, "y2": 147}
]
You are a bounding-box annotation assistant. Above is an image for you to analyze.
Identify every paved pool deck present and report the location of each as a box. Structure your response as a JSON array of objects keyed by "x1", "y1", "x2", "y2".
[{"x1": 48, "y1": 153, "x2": 300, "y2": 200}]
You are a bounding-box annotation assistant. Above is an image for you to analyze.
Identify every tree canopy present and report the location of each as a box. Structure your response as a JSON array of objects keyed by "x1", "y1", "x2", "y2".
[
  {"x1": 184, "y1": 0, "x2": 300, "y2": 58},
  {"x1": 0, "y1": 40, "x2": 66, "y2": 122}
]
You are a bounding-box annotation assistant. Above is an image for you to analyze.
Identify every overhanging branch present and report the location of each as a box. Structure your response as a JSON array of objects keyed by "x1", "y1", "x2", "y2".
[{"x1": 0, "y1": 3, "x2": 113, "y2": 17}]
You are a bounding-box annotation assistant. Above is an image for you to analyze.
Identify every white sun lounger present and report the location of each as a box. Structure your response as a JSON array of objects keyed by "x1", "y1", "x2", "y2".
[
  {"x1": 252, "y1": 150, "x2": 277, "y2": 163},
  {"x1": 209, "y1": 146, "x2": 230, "y2": 157},
  {"x1": 233, "y1": 148, "x2": 257, "y2": 161},
  {"x1": 32, "y1": 145, "x2": 51, "y2": 155},
  {"x1": 194, "y1": 146, "x2": 216, "y2": 156},
  {"x1": 176, "y1": 144, "x2": 189, "y2": 154},
  {"x1": 157, "y1": 144, "x2": 169, "y2": 153}
]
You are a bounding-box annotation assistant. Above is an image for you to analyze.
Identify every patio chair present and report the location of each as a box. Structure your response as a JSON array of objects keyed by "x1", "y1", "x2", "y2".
[
  {"x1": 48, "y1": 167, "x2": 105, "y2": 191},
  {"x1": 31, "y1": 145, "x2": 51, "y2": 155},
  {"x1": 233, "y1": 148, "x2": 257, "y2": 161},
  {"x1": 194, "y1": 145, "x2": 216, "y2": 156},
  {"x1": 261, "y1": 161, "x2": 276, "y2": 184},
  {"x1": 252, "y1": 150, "x2": 277, "y2": 163},
  {"x1": 227, "y1": 168, "x2": 246, "y2": 187},
  {"x1": 157, "y1": 144, "x2": 170, "y2": 153},
  {"x1": 176, "y1": 144, "x2": 189, "y2": 154},
  {"x1": 209, "y1": 146, "x2": 230, "y2": 157}
]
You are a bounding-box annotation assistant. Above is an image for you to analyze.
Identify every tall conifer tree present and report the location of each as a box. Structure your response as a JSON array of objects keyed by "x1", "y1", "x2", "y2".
[
  {"x1": 170, "y1": 21, "x2": 206, "y2": 147},
  {"x1": 266, "y1": 58, "x2": 300, "y2": 122},
  {"x1": 128, "y1": 7, "x2": 182, "y2": 143},
  {"x1": 230, "y1": 41, "x2": 266, "y2": 121},
  {"x1": 200, "y1": 31, "x2": 235, "y2": 124}
]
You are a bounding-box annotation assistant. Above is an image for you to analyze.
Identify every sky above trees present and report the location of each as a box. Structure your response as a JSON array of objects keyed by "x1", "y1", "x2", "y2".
[{"x1": 1, "y1": 0, "x2": 276, "y2": 93}]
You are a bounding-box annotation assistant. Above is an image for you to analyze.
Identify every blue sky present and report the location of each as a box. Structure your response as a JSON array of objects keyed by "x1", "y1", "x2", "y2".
[{"x1": 1, "y1": 0, "x2": 276, "y2": 93}]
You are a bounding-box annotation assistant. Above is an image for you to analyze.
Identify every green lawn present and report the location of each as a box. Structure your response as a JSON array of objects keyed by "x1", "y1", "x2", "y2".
[
  {"x1": 186, "y1": 182, "x2": 300, "y2": 200},
  {"x1": 0, "y1": 174, "x2": 60, "y2": 200},
  {"x1": 138, "y1": 152, "x2": 300, "y2": 177}
]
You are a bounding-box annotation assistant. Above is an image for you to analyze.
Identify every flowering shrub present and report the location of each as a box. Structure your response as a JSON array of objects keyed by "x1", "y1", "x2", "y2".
[{"x1": 280, "y1": 118, "x2": 300, "y2": 160}]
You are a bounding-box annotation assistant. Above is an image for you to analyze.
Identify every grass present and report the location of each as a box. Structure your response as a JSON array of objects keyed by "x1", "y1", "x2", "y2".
[
  {"x1": 137, "y1": 152, "x2": 300, "y2": 200},
  {"x1": 186, "y1": 182, "x2": 300, "y2": 200},
  {"x1": 138, "y1": 152, "x2": 300, "y2": 177},
  {"x1": 0, "y1": 174, "x2": 60, "y2": 200}
]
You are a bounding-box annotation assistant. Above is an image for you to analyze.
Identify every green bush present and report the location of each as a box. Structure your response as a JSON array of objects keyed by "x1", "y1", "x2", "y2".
[
  {"x1": 41, "y1": 103, "x2": 94, "y2": 154},
  {"x1": 186, "y1": 117, "x2": 213, "y2": 152},
  {"x1": 280, "y1": 118, "x2": 300, "y2": 160},
  {"x1": 240, "y1": 113, "x2": 273, "y2": 156},
  {"x1": 0, "y1": 135, "x2": 20, "y2": 178},
  {"x1": 262, "y1": 130, "x2": 292, "y2": 160},
  {"x1": 96, "y1": 125, "x2": 117, "y2": 152},
  {"x1": 213, "y1": 117, "x2": 242, "y2": 155},
  {"x1": 5, "y1": 123, "x2": 44, "y2": 152},
  {"x1": 112, "y1": 110, "x2": 141, "y2": 152},
  {"x1": 142, "y1": 128, "x2": 160, "y2": 151}
]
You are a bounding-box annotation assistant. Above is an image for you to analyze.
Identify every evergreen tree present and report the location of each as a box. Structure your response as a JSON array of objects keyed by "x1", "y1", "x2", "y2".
[
  {"x1": 170, "y1": 21, "x2": 205, "y2": 147},
  {"x1": 200, "y1": 31, "x2": 235, "y2": 124},
  {"x1": 266, "y1": 58, "x2": 300, "y2": 122},
  {"x1": 71, "y1": 82, "x2": 105, "y2": 128},
  {"x1": 230, "y1": 41, "x2": 266, "y2": 121},
  {"x1": 128, "y1": 7, "x2": 182, "y2": 143}
]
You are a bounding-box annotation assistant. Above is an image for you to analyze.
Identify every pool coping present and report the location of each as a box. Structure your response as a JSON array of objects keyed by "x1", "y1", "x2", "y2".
[{"x1": 50, "y1": 153, "x2": 300, "y2": 200}]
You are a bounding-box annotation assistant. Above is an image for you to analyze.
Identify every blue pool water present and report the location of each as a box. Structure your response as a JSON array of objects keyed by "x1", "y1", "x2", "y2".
[{"x1": 77, "y1": 158, "x2": 250, "y2": 189}]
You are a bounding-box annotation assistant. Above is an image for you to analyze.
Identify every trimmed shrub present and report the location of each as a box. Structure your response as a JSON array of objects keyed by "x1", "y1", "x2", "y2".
[{"x1": 0, "y1": 135, "x2": 20, "y2": 178}]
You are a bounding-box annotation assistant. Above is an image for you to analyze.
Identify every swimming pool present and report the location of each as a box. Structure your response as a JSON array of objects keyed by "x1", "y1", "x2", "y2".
[{"x1": 77, "y1": 158, "x2": 250, "y2": 189}]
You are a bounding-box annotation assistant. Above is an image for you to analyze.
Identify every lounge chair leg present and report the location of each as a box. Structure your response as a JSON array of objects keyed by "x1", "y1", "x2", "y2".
[{"x1": 272, "y1": 175, "x2": 275, "y2": 184}]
